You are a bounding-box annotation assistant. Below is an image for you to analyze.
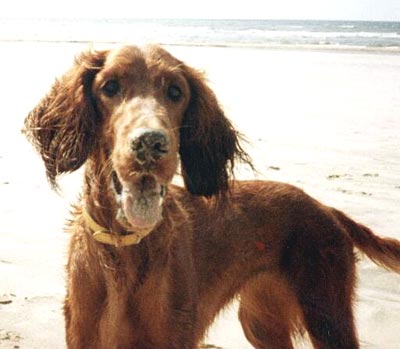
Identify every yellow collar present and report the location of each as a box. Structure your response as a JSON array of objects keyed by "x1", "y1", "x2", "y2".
[{"x1": 82, "y1": 207, "x2": 146, "y2": 247}]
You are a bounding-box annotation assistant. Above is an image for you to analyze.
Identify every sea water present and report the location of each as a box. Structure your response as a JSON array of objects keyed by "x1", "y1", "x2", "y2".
[{"x1": 0, "y1": 18, "x2": 399, "y2": 51}]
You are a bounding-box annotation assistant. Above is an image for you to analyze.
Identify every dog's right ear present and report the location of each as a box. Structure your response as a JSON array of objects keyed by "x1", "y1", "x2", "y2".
[
  {"x1": 23, "y1": 49, "x2": 108, "y2": 188},
  {"x1": 179, "y1": 65, "x2": 252, "y2": 197}
]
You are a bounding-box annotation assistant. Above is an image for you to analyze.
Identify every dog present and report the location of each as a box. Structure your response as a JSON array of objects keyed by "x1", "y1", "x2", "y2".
[{"x1": 24, "y1": 45, "x2": 400, "y2": 349}]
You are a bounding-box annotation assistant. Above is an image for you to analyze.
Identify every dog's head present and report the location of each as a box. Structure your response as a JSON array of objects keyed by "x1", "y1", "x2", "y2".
[{"x1": 24, "y1": 45, "x2": 250, "y2": 231}]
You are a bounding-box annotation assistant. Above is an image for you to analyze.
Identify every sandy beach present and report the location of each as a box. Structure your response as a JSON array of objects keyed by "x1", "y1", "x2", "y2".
[{"x1": 0, "y1": 42, "x2": 399, "y2": 348}]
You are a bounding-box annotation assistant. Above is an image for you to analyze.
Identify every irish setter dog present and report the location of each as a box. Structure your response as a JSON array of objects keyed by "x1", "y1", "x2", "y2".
[{"x1": 24, "y1": 45, "x2": 400, "y2": 349}]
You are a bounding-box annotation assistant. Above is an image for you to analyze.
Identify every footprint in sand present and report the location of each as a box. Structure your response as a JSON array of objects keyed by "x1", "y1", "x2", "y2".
[{"x1": 0, "y1": 330, "x2": 21, "y2": 349}]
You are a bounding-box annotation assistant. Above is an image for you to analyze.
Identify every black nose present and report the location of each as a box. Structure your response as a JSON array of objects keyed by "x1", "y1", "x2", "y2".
[{"x1": 129, "y1": 128, "x2": 170, "y2": 164}]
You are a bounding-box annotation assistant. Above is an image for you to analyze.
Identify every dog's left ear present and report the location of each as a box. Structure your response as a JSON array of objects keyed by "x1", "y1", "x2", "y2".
[
  {"x1": 23, "y1": 50, "x2": 107, "y2": 188},
  {"x1": 179, "y1": 66, "x2": 251, "y2": 197}
]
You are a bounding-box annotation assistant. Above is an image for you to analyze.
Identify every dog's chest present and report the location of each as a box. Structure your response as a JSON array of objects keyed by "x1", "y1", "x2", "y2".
[{"x1": 97, "y1": 262, "x2": 170, "y2": 348}]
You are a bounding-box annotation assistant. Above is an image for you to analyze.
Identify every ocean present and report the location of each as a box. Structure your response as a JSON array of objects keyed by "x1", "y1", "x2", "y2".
[{"x1": 1, "y1": 18, "x2": 400, "y2": 52}]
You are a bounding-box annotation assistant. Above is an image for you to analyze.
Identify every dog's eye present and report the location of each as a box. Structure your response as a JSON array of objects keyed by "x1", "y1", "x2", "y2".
[
  {"x1": 101, "y1": 80, "x2": 120, "y2": 97},
  {"x1": 167, "y1": 85, "x2": 183, "y2": 102}
]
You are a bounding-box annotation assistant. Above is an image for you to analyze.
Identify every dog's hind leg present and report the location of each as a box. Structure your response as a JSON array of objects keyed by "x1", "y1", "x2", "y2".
[
  {"x1": 295, "y1": 277, "x2": 359, "y2": 349},
  {"x1": 293, "y1": 261, "x2": 359, "y2": 349},
  {"x1": 238, "y1": 273, "x2": 302, "y2": 349},
  {"x1": 283, "y1": 218, "x2": 360, "y2": 349}
]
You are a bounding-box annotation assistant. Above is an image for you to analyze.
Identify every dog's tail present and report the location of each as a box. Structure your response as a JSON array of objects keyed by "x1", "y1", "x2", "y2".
[{"x1": 332, "y1": 208, "x2": 400, "y2": 273}]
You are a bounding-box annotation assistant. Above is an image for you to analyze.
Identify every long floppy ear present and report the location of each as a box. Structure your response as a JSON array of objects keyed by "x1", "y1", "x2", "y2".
[
  {"x1": 23, "y1": 50, "x2": 107, "y2": 188},
  {"x1": 179, "y1": 66, "x2": 252, "y2": 197}
]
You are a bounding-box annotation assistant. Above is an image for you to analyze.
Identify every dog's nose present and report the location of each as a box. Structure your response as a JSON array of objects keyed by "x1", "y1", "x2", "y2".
[{"x1": 129, "y1": 128, "x2": 170, "y2": 164}]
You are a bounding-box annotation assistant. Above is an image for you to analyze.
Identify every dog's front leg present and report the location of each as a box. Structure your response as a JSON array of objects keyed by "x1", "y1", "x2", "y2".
[
  {"x1": 165, "y1": 238, "x2": 199, "y2": 349},
  {"x1": 64, "y1": 236, "x2": 106, "y2": 349}
]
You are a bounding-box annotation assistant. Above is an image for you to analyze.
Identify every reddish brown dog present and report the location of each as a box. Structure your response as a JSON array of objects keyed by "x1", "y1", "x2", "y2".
[{"x1": 24, "y1": 45, "x2": 400, "y2": 349}]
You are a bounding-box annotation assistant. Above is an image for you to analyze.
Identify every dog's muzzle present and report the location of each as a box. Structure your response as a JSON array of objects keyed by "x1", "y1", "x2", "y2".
[{"x1": 110, "y1": 128, "x2": 171, "y2": 232}]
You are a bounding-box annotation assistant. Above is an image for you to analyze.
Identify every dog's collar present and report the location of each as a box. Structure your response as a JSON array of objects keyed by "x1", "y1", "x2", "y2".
[{"x1": 82, "y1": 207, "x2": 146, "y2": 247}]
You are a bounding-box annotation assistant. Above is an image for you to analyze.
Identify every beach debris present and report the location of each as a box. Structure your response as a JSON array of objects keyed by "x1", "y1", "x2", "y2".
[
  {"x1": 361, "y1": 191, "x2": 372, "y2": 196},
  {"x1": 337, "y1": 188, "x2": 350, "y2": 194},
  {"x1": 336, "y1": 188, "x2": 372, "y2": 196},
  {"x1": 0, "y1": 294, "x2": 15, "y2": 305},
  {"x1": 268, "y1": 166, "x2": 280, "y2": 171},
  {"x1": 362, "y1": 173, "x2": 379, "y2": 177},
  {"x1": 0, "y1": 259, "x2": 12, "y2": 264},
  {"x1": 327, "y1": 173, "x2": 352, "y2": 180},
  {"x1": 329, "y1": 173, "x2": 379, "y2": 180}
]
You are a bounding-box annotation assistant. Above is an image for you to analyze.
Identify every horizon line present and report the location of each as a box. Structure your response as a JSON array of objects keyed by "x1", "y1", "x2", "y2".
[{"x1": 1, "y1": 16, "x2": 399, "y2": 23}]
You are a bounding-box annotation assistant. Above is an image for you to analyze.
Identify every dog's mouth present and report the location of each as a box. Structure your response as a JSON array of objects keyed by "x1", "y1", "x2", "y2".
[{"x1": 111, "y1": 171, "x2": 166, "y2": 231}]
